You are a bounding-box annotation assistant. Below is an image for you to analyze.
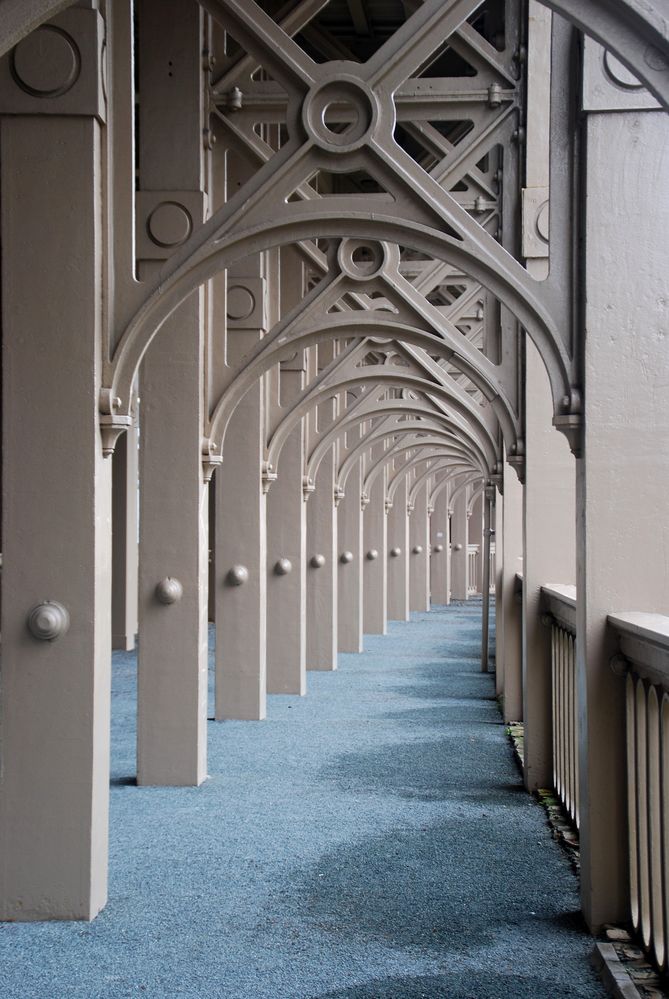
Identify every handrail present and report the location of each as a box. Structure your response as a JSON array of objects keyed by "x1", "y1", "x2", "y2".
[
  {"x1": 608, "y1": 613, "x2": 669, "y2": 689},
  {"x1": 541, "y1": 584, "x2": 576, "y2": 635}
]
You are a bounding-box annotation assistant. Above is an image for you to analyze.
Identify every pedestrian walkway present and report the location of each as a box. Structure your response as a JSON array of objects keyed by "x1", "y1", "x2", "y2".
[{"x1": 0, "y1": 602, "x2": 607, "y2": 998}]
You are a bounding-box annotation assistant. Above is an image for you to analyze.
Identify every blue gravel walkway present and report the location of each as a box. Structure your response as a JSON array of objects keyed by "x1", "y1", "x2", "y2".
[{"x1": 0, "y1": 601, "x2": 607, "y2": 998}]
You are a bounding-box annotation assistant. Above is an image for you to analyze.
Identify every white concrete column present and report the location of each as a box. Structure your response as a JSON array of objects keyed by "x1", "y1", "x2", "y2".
[
  {"x1": 337, "y1": 444, "x2": 363, "y2": 653},
  {"x1": 112, "y1": 420, "x2": 138, "y2": 651},
  {"x1": 470, "y1": 493, "x2": 484, "y2": 594},
  {"x1": 522, "y1": 339, "x2": 575, "y2": 792},
  {"x1": 136, "y1": 0, "x2": 207, "y2": 786},
  {"x1": 267, "y1": 355, "x2": 307, "y2": 694},
  {"x1": 306, "y1": 434, "x2": 337, "y2": 669},
  {"x1": 0, "y1": 25, "x2": 111, "y2": 916},
  {"x1": 215, "y1": 328, "x2": 267, "y2": 719},
  {"x1": 499, "y1": 462, "x2": 523, "y2": 721},
  {"x1": 577, "y1": 105, "x2": 669, "y2": 930},
  {"x1": 363, "y1": 458, "x2": 387, "y2": 635},
  {"x1": 430, "y1": 485, "x2": 450, "y2": 605},
  {"x1": 450, "y1": 491, "x2": 469, "y2": 600},
  {"x1": 409, "y1": 482, "x2": 430, "y2": 612},
  {"x1": 387, "y1": 471, "x2": 410, "y2": 621}
]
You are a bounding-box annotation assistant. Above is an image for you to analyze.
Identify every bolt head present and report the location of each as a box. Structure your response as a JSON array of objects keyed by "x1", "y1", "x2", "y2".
[
  {"x1": 340, "y1": 551, "x2": 354, "y2": 564},
  {"x1": 412, "y1": 545, "x2": 423, "y2": 555},
  {"x1": 274, "y1": 557, "x2": 292, "y2": 576},
  {"x1": 433, "y1": 544, "x2": 444, "y2": 553},
  {"x1": 366, "y1": 549, "x2": 379, "y2": 561},
  {"x1": 390, "y1": 547, "x2": 402, "y2": 558},
  {"x1": 310, "y1": 554, "x2": 326, "y2": 569},
  {"x1": 227, "y1": 565, "x2": 249, "y2": 586},
  {"x1": 155, "y1": 577, "x2": 184, "y2": 605},
  {"x1": 27, "y1": 600, "x2": 70, "y2": 641}
]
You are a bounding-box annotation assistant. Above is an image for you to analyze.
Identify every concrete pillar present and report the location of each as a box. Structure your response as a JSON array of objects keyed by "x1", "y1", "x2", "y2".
[
  {"x1": 306, "y1": 442, "x2": 338, "y2": 670},
  {"x1": 267, "y1": 354, "x2": 307, "y2": 694},
  {"x1": 499, "y1": 462, "x2": 523, "y2": 721},
  {"x1": 409, "y1": 482, "x2": 430, "y2": 612},
  {"x1": 470, "y1": 493, "x2": 484, "y2": 594},
  {"x1": 387, "y1": 472, "x2": 410, "y2": 621},
  {"x1": 112, "y1": 420, "x2": 138, "y2": 651},
  {"x1": 136, "y1": 0, "x2": 207, "y2": 786},
  {"x1": 363, "y1": 459, "x2": 387, "y2": 635},
  {"x1": 215, "y1": 327, "x2": 267, "y2": 719},
  {"x1": 577, "y1": 106, "x2": 668, "y2": 930},
  {"x1": 0, "y1": 22, "x2": 111, "y2": 916},
  {"x1": 337, "y1": 442, "x2": 363, "y2": 653},
  {"x1": 522, "y1": 338, "x2": 575, "y2": 792},
  {"x1": 430, "y1": 485, "x2": 450, "y2": 605},
  {"x1": 450, "y1": 491, "x2": 469, "y2": 600}
]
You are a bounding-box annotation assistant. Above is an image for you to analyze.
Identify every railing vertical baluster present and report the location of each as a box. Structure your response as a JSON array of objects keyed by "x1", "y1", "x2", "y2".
[
  {"x1": 627, "y1": 672, "x2": 640, "y2": 934},
  {"x1": 661, "y1": 694, "x2": 669, "y2": 974},
  {"x1": 552, "y1": 623, "x2": 558, "y2": 792},
  {"x1": 647, "y1": 686, "x2": 664, "y2": 969},
  {"x1": 637, "y1": 678, "x2": 651, "y2": 950}
]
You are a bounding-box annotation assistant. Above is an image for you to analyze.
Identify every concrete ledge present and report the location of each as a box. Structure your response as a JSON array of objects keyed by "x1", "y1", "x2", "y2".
[{"x1": 591, "y1": 943, "x2": 643, "y2": 999}]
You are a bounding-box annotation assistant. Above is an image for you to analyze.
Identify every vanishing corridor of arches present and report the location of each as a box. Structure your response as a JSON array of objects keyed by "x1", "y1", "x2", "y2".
[{"x1": 0, "y1": 0, "x2": 667, "y2": 995}]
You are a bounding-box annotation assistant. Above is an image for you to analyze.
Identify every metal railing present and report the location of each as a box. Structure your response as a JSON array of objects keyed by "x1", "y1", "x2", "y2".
[
  {"x1": 467, "y1": 544, "x2": 479, "y2": 595},
  {"x1": 542, "y1": 585, "x2": 579, "y2": 828},
  {"x1": 609, "y1": 613, "x2": 669, "y2": 972}
]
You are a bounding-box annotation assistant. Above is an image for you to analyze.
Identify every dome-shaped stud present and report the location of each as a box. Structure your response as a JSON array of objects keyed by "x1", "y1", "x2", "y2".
[
  {"x1": 155, "y1": 577, "x2": 184, "y2": 605},
  {"x1": 412, "y1": 545, "x2": 423, "y2": 555},
  {"x1": 27, "y1": 600, "x2": 70, "y2": 641},
  {"x1": 227, "y1": 565, "x2": 249, "y2": 586},
  {"x1": 390, "y1": 547, "x2": 402, "y2": 558},
  {"x1": 453, "y1": 543, "x2": 463, "y2": 552},
  {"x1": 433, "y1": 543, "x2": 444, "y2": 553},
  {"x1": 340, "y1": 551, "x2": 354, "y2": 564},
  {"x1": 310, "y1": 554, "x2": 326, "y2": 569},
  {"x1": 274, "y1": 557, "x2": 292, "y2": 576},
  {"x1": 366, "y1": 549, "x2": 379, "y2": 561}
]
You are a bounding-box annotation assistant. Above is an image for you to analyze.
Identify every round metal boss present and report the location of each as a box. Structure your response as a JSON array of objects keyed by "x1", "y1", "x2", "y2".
[
  {"x1": 227, "y1": 565, "x2": 249, "y2": 586},
  {"x1": 27, "y1": 600, "x2": 70, "y2": 641},
  {"x1": 303, "y1": 77, "x2": 377, "y2": 153}
]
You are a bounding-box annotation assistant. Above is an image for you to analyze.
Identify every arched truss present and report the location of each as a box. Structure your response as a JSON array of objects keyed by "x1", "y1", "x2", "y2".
[
  {"x1": 266, "y1": 371, "x2": 499, "y2": 479},
  {"x1": 408, "y1": 460, "x2": 474, "y2": 510},
  {"x1": 385, "y1": 448, "x2": 478, "y2": 507},
  {"x1": 338, "y1": 431, "x2": 481, "y2": 499},
  {"x1": 2, "y1": 0, "x2": 667, "y2": 452},
  {"x1": 365, "y1": 447, "x2": 474, "y2": 506},
  {"x1": 449, "y1": 472, "x2": 485, "y2": 511},
  {"x1": 429, "y1": 468, "x2": 482, "y2": 511},
  {"x1": 306, "y1": 403, "x2": 485, "y2": 488},
  {"x1": 1, "y1": 0, "x2": 666, "y2": 108},
  {"x1": 467, "y1": 484, "x2": 486, "y2": 517},
  {"x1": 209, "y1": 310, "x2": 520, "y2": 457}
]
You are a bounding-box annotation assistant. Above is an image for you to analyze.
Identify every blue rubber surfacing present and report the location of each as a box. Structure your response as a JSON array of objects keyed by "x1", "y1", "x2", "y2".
[{"x1": 0, "y1": 602, "x2": 607, "y2": 999}]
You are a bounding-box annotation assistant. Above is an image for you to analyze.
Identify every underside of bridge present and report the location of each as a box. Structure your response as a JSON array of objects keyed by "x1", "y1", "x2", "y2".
[{"x1": 0, "y1": 0, "x2": 667, "y2": 994}]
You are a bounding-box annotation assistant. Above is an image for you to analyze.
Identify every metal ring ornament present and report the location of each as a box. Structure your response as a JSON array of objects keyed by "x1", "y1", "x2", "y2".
[{"x1": 27, "y1": 600, "x2": 70, "y2": 641}]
